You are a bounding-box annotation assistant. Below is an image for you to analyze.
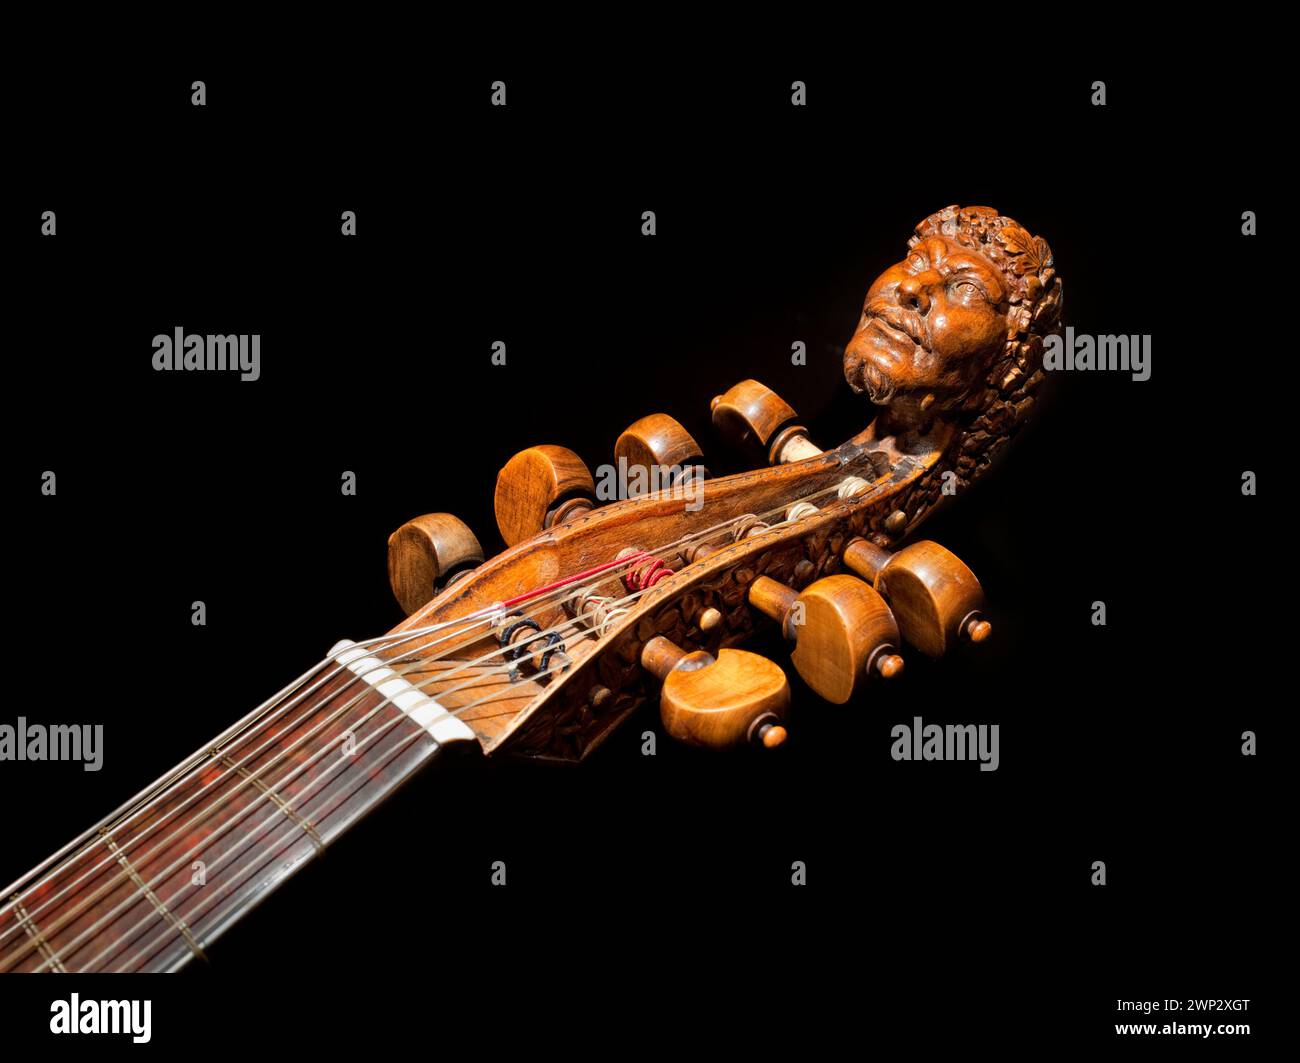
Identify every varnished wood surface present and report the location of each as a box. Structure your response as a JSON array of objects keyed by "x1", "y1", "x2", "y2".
[
  {"x1": 651, "y1": 643, "x2": 790, "y2": 751},
  {"x1": 494, "y1": 444, "x2": 595, "y2": 546},
  {"x1": 747, "y1": 575, "x2": 800, "y2": 632},
  {"x1": 786, "y1": 575, "x2": 901, "y2": 704},
  {"x1": 749, "y1": 573, "x2": 901, "y2": 703},
  {"x1": 843, "y1": 538, "x2": 987, "y2": 657},
  {"x1": 386, "y1": 513, "x2": 484, "y2": 616},
  {"x1": 384, "y1": 419, "x2": 947, "y2": 760},
  {"x1": 710, "y1": 378, "x2": 799, "y2": 454},
  {"x1": 382, "y1": 202, "x2": 1063, "y2": 761},
  {"x1": 614, "y1": 414, "x2": 705, "y2": 481},
  {"x1": 1, "y1": 204, "x2": 1064, "y2": 982}
]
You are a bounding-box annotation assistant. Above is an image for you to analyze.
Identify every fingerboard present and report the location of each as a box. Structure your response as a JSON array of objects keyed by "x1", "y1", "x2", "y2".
[{"x1": 1, "y1": 664, "x2": 445, "y2": 973}]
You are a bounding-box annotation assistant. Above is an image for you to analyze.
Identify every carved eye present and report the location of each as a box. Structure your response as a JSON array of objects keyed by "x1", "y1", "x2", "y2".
[
  {"x1": 908, "y1": 254, "x2": 926, "y2": 271},
  {"x1": 953, "y1": 280, "x2": 982, "y2": 299}
]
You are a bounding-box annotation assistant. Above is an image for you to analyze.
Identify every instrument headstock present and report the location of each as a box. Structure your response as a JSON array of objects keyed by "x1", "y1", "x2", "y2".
[{"x1": 382, "y1": 205, "x2": 1062, "y2": 761}]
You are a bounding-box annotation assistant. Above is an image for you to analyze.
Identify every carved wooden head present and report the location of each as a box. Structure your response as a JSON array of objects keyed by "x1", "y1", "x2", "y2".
[{"x1": 844, "y1": 205, "x2": 1063, "y2": 435}]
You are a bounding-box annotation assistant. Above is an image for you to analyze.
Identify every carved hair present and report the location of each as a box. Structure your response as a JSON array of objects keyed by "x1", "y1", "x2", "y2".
[{"x1": 908, "y1": 204, "x2": 1064, "y2": 489}]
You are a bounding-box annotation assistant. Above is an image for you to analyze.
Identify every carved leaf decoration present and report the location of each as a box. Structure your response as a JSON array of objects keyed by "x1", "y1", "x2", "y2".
[
  {"x1": 996, "y1": 226, "x2": 1053, "y2": 277},
  {"x1": 996, "y1": 226, "x2": 1033, "y2": 255},
  {"x1": 1009, "y1": 254, "x2": 1037, "y2": 276}
]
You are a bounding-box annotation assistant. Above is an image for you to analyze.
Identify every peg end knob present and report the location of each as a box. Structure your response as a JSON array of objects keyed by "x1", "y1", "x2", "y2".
[
  {"x1": 875, "y1": 653, "x2": 905, "y2": 680},
  {"x1": 751, "y1": 717, "x2": 788, "y2": 749}
]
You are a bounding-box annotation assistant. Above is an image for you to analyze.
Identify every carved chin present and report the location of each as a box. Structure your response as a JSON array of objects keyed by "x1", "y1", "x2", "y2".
[
  {"x1": 857, "y1": 361, "x2": 897, "y2": 406},
  {"x1": 846, "y1": 345, "x2": 912, "y2": 408},
  {"x1": 847, "y1": 347, "x2": 987, "y2": 424}
]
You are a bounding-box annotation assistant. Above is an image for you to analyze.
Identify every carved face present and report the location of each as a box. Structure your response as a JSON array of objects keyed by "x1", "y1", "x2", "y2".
[{"x1": 844, "y1": 234, "x2": 1010, "y2": 426}]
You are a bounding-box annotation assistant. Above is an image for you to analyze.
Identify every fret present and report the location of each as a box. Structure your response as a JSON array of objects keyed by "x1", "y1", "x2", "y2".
[
  {"x1": 98, "y1": 696, "x2": 442, "y2": 973},
  {"x1": 215, "y1": 753, "x2": 325, "y2": 855},
  {"x1": 185, "y1": 710, "x2": 438, "y2": 970},
  {"x1": 4, "y1": 836, "x2": 159, "y2": 973},
  {"x1": 8, "y1": 895, "x2": 66, "y2": 973},
  {"x1": 4, "y1": 683, "x2": 351, "y2": 972},
  {"x1": 96, "y1": 829, "x2": 207, "y2": 962},
  {"x1": 1, "y1": 657, "x2": 464, "y2": 974}
]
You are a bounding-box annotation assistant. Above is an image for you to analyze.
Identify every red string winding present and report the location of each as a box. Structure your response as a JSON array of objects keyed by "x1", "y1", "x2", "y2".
[
  {"x1": 498, "y1": 549, "x2": 674, "y2": 610},
  {"x1": 618, "y1": 551, "x2": 675, "y2": 592}
]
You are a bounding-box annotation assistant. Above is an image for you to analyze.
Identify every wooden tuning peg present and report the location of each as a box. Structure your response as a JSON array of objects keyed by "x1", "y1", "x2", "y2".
[
  {"x1": 747, "y1": 573, "x2": 903, "y2": 704},
  {"x1": 710, "y1": 379, "x2": 822, "y2": 464},
  {"x1": 387, "y1": 513, "x2": 484, "y2": 615},
  {"x1": 494, "y1": 445, "x2": 596, "y2": 546},
  {"x1": 842, "y1": 538, "x2": 990, "y2": 657},
  {"x1": 641, "y1": 636, "x2": 790, "y2": 750},
  {"x1": 614, "y1": 413, "x2": 708, "y2": 493}
]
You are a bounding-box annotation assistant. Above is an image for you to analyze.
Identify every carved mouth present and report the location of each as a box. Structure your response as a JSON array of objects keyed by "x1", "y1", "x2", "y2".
[
  {"x1": 856, "y1": 313, "x2": 924, "y2": 406},
  {"x1": 867, "y1": 315, "x2": 918, "y2": 349}
]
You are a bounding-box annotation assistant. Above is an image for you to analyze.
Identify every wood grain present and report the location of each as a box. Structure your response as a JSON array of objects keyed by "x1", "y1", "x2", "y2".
[{"x1": 494, "y1": 445, "x2": 596, "y2": 546}]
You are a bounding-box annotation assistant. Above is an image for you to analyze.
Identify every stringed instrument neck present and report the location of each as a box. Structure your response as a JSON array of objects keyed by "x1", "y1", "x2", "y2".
[
  {"x1": 0, "y1": 654, "x2": 464, "y2": 973},
  {"x1": 3, "y1": 202, "x2": 1062, "y2": 974},
  {"x1": 0, "y1": 420, "x2": 936, "y2": 973}
]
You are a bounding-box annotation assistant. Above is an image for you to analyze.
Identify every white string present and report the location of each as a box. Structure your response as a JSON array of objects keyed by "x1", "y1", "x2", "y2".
[
  {"x1": 2, "y1": 460, "x2": 900, "y2": 968},
  {"x1": 0, "y1": 587, "x2": 652, "y2": 964},
  {"x1": 43, "y1": 648, "x2": 584, "y2": 974}
]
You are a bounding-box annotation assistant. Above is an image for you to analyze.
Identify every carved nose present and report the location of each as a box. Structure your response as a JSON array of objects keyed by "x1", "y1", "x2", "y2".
[{"x1": 896, "y1": 278, "x2": 929, "y2": 314}]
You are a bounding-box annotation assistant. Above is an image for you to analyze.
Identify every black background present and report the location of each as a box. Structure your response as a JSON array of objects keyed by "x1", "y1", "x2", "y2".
[{"x1": 3, "y1": 51, "x2": 1279, "y2": 1051}]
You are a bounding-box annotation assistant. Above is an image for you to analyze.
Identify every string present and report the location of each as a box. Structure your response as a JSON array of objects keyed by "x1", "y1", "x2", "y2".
[
  {"x1": 1, "y1": 463, "x2": 899, "y2": 967},
  {"x1": 40, "y1": 648, "x2": 583, "y2": 974},
  {"x1": 45, "y1": 708, "x2": 421, "y2": 972},
  {"x1": 0, "y1": 588, "x2": 650, "y2": 963},
  {"x1": 92, "y1": 647, "x2": 585, "y2": 974},
  {"x1": 1, "y1": 470, "x2": 887, "y2": 965},
  {"x1": 0, "y1": 609, "x2": 504, "y2": 905},
  {"x1": 108, "y1": 746, "x2": 429, "y2": 969},
  {"x1": 5, "y1": 483, "x2": 832, "y2": 924},
  {"x1": 3, "y1": 469, "x2": 888, "y2": 963},
  {"x1": 0, "y1": 570, "x2": 644, "y2": 940}
]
